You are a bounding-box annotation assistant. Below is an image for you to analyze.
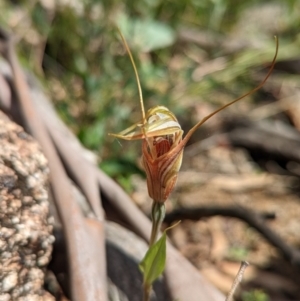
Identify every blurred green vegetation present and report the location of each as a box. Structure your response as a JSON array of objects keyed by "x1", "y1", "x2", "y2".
[
  {"x1": 227, "y1": 245, "x2": 249, "y2": 261},
  {"x1": 1, "y1": 0, "x2": 300, "y2": 188},
  {"x1": 242, "y1": 289, "x2": 269, "y2": 301}
]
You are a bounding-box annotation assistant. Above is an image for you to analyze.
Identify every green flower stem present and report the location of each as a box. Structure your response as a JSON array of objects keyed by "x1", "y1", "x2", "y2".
[
  {"x1": 149, "y1": 202, "x2": 166, "y2": 246},
  {"x1": 143, "y1": 201, "x2": 166, "y2": 301},
  {"x1": 143, "y1": 283, "x2": 151, "y2": 301}
]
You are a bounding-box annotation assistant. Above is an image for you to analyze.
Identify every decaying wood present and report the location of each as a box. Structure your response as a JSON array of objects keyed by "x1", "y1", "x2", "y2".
[
  {"x1": 0, "y1": 28, "x2": 107, "y2": 301},
  {"x1": 164, "y1": 205, "x2": 300, "y2": 267},
  {"x1": 226, "y1": 118, "x2": 300, "y2": 164},
  {"x1": 184, "y1": 116, "x2": 300, "y2": 165}
]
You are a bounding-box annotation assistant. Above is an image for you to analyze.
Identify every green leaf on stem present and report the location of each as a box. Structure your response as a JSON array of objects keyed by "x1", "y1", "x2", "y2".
[
  {"x1": 139, "y1": 221, "x2": 180, "y2": 286},
  {"x1": 139, "y1": 231, "x2": 167, "y2": 286}
]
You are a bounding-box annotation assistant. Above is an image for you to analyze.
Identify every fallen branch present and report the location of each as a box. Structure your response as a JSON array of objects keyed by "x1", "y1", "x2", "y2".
[
  {"x1": 0, "y1": 27, "x2": 107, "y2": 301},
  {"x1": 165, "y1": 205, "x2": 300, "y2": 268},
  {"x1": 227, "y1": 118, "x2": 300, "y2": 164}
]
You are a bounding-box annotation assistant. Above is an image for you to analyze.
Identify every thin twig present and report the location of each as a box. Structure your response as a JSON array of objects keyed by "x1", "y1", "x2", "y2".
[{"x1": 225, "y1": 261, "x2": 249, "y2": 301}]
